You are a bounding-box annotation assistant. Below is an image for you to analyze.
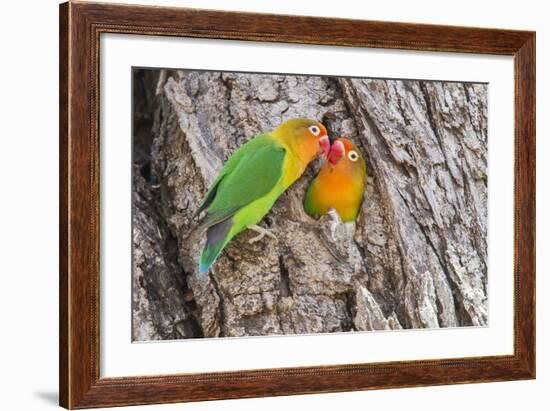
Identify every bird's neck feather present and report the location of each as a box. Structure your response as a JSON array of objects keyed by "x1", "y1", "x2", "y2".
[{"x1": 272, "y1": 130, "x2": 316, "y2": 167}]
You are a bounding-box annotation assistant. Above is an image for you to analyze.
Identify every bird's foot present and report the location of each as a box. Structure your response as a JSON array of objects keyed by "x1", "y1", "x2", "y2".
[
  {"x1": 247, "y1": 225, "x2": 278, "y2": 244},
  {"x1": 328, "y1": 208, "x2": 341, "y2": 241}
]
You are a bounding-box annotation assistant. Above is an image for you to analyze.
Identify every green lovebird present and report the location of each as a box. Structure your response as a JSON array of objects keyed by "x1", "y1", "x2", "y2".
[
  {"x1": 304, "y1": 137, "x2": 367, "y2": 223},
  {"x1": 194, "y1": 118, "x2": 330, "y2": 274}
]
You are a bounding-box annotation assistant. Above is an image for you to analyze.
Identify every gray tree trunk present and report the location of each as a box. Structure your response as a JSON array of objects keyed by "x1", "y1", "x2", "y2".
[{"x1": 132, "y1": 68, "x2": 487, "y2": 340}]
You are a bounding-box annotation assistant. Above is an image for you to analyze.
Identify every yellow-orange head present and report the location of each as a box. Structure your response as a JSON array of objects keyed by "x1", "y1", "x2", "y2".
[{"x1": 271, "y1": 118, "x2": 330, "y2": 166}]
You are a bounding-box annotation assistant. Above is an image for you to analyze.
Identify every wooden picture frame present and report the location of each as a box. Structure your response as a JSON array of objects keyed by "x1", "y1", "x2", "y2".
[{"x1": 59, "y1": 1, "x2": 535, "y2": 408}]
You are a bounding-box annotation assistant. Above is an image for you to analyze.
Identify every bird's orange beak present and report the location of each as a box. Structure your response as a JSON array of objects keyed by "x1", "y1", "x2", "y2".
[
  {"x1": 327, "y1": 140, "x2": 345, "y2": 165},
  {"x1": 319, "y1": 135, "x2": 330, "y2": 158}
]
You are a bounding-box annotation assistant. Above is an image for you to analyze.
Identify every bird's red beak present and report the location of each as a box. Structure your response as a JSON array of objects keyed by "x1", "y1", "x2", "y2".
[
  {"x1": 319, "y1": 135, "x2": 330, "y2": 158},
  {"x1": 327, "y1": 140, "x2": 345, "y2": 165}
]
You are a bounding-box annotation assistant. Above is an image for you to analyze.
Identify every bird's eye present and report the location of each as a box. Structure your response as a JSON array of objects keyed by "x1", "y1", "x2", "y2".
[
  {"x1": 348, "y1": 151, "x2": 359, "y2": 162},
  {"x1": 308, "y1": 125, "x2": 320, "y2": 136}
]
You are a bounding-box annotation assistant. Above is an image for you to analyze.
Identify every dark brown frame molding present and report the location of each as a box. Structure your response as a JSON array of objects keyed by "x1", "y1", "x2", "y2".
[{"x1": 59, "y1": 1, "x2": 535, "y2": 408}]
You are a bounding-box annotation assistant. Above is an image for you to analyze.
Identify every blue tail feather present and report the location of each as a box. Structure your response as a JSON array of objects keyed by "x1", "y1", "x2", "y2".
[{"x1": 199, "y1": 218, "x2": 233, "y2": 275}]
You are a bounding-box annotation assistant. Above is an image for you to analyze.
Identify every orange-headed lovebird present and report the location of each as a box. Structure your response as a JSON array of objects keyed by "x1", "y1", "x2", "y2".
[
  {"x1": 194, "y1": 118, "x2": 330, "y2": 274},
  {"x1": 304, "y1": 137, "x2": 366, "y2": 223}
]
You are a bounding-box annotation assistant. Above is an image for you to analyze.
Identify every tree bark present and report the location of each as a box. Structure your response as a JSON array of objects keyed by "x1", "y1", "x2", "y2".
[{"x1": 132, "y1": 69, "x2": 487, "y2": 340}]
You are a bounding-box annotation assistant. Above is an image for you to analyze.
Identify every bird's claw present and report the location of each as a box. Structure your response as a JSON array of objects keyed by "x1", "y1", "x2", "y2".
[
  {"x1": 247, "y1": 225, "x2": 278, "y2": 244},
  {"x1": 328, "y1": 209, "x2": 341, "y2": 241}
]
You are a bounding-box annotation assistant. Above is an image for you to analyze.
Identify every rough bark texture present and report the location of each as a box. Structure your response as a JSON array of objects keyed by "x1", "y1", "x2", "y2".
[{"x1": 132, "y1": 68, "x2": 488, "y2": 340}]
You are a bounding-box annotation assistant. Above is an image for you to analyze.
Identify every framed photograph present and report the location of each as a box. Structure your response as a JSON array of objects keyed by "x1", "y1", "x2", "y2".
[{"x1": 59, "y1": 1, "x2": 535, "y2": 408}]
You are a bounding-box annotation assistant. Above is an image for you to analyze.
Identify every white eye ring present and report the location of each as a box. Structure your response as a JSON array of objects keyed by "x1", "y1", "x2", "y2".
[
  {"x1": 348, "y1": 150, "x2": 359, "y2": 162},
  {"x1": 308, "y1": 125, "x2": 320, "y2": 136}
]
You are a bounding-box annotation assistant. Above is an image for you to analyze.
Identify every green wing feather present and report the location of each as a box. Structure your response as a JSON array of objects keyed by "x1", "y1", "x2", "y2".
[
  {"x1": 195, "y1": 134, "x2": 285, "y2": 230},
  {"x1": 193, "y1": 139, "x2": 253, "y2": 218},
  {"x1": 197, "y1": 134, "x2": 286, "y2": 273},
  {"x1": 303, "y1": 179, "x2": 321, "y2": 219}
]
